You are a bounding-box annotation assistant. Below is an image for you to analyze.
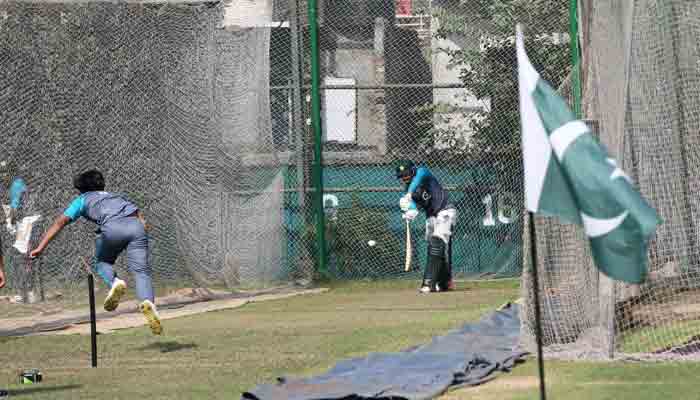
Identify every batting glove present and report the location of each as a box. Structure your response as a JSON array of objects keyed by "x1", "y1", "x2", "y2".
[
  {"x1": 402, "y1": 209, "x2": 418, "y2": 221},
  {"x1": 399, "y1": 193, "x2": 413, "y2": 212}
]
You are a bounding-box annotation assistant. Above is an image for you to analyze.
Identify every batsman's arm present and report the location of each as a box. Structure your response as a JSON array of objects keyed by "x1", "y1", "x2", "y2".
[
  {"x1": 406, "y1": 167, "x2": 432, "y2": 194},
  {"x1": 30, "y1": 215, "x2": 70, "y2": 258},
  {"x1": 404, "y1": 167, "x2": 433, "y2": 209}
]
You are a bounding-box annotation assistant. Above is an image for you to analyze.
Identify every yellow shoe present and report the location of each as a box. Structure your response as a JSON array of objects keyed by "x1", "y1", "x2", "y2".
[
  {"x1": 140, "y1": 300, "x2": 163, "y2": 335},
  {"x1": 103, "y1": 278, "x2": 127, "y2": 312}
]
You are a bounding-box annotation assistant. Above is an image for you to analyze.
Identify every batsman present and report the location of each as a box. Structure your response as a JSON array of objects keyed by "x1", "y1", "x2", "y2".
[{"x1": 396, "y1": 160, "x2": 457, "y2": 293}]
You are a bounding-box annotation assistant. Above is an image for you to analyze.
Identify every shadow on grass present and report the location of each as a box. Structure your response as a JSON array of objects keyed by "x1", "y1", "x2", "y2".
[
  {"x1": 4, "y1": 384, "x2": 82, "y2": 397},
  {"x1": 137, "y1": 341, "x2": 198, "y2": 353}
]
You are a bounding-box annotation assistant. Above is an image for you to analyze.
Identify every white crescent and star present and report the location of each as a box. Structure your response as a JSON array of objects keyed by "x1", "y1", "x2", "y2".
[
  {"x1": 581, "y1": 211, "x2": 629, "y2": 238},
  {"x1": 549, "y1": 120, "x2": 633, "y2": 238},
  {"x1": 549, "y1": 120, "x2": 588, "y2": 160}
]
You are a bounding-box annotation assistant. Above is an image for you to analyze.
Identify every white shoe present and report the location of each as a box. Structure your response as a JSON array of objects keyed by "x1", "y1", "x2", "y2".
[
  {"x1": 103, "y1": 278, "x2": 127, "y2": 312},
  {"x1": 419, "y1": 286, "x2": 431, "y2": 293},
  {"x1": 140, "y1": 300, "x2": 163, "y2": 335}
]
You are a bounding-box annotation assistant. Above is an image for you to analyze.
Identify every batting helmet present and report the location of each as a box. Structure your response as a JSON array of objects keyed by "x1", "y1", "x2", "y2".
[{"x1": 395, "y1": 159, "x2": 416, "y2": 180}]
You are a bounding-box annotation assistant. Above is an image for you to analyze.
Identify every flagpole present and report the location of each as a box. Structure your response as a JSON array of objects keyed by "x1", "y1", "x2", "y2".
[{"x1": 528, "y1": 211, "x2": 547, "y2": 400}]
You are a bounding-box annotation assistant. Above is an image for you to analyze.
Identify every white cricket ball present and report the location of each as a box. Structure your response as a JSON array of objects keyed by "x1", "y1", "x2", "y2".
[{"x1": 367, "y1": 240, "x2": 376, "y2": 247}]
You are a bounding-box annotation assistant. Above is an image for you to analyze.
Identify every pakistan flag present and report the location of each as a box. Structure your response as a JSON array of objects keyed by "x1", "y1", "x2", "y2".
[{"x1": 516, "y1": 25, "x2": 660, "y2": 284}]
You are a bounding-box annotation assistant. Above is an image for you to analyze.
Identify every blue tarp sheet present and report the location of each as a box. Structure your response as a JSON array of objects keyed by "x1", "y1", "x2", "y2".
[{"x1": 242, "y1": 303, "x2": 527, "y2": 400}]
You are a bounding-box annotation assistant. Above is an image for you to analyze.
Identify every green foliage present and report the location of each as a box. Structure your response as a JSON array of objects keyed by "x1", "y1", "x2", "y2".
[
  {"x1": 426, "y1": 0, "x2": 570, "y2": 166},
  {"x1": 304, "y1": 194, "x2": 405, "y2": 279},
  {"x1": 434, "y1": 0, "x2": 568, "y2": 37},
  {"x1": 330, "y1": 195, "x2": 404, "y2": 278}
]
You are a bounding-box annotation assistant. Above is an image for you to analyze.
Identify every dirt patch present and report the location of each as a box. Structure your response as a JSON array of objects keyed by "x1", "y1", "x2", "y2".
[
  {"x1": 618, "y1": 288, "x2": 700, "y2": 329},
  {"x1": 0, "y1": 286, "x2": 329, "y2": 336}
]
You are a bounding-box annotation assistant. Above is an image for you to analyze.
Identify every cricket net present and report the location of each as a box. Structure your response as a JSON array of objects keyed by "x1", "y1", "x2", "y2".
[
  {"x1": 520, "y1": 0, "x2": 700, "y2": 359},
  {"x1": 0, "y1": 0, "x2": 574, "y2": 334},
  {"x1": 0, "y1": 1, "x2": 309, "y2": 325},
  {"x1": 310, "y1": 0, "x2": 570, "y2": 282}
]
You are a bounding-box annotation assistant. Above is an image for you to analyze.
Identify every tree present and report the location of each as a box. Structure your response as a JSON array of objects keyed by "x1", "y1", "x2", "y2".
[{"x1": 427, "y1": 0, "x2": 571, "y2": 172}]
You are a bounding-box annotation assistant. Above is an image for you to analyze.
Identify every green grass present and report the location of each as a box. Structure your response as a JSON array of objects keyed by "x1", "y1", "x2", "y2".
[
  {"x1": 1, "y1": 279, "x2": 699, "y2": 400},
  {"x1": 444, "y1": 360, "x2": 700, "y2": 400},
  {"x1": 322, "y1": 276, "x2": 521, "y2": 292}
]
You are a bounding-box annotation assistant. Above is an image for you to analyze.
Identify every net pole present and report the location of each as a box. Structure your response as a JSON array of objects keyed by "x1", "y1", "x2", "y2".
[
  {"x1": 307, "y1": 0, "x2": 328, "y2": 276},
  {"x1": 528, "y1": 212, "x2": 547, "y2": 400},
  {"x1": 87, "y1": 273, "x2": 98, "y2": 368},
  {"x1": 569, "y1": 0, "x2": 582, "y2": 118}
]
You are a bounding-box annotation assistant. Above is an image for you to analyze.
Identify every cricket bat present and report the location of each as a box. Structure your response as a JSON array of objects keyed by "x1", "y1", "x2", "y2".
[{"x1": 404, "y1": 219, "x2": 412, "y2": 272}]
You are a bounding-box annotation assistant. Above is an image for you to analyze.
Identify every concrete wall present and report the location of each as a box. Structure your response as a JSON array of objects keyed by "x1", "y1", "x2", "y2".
[
  {"x1": 323, "y1": 16, "x2": 434, "y2": 156},
  {"x1": 328, "y1": 19, "x2": 387, "y2": 153},
  {"x1": 223, "y1": 0, "x2": 273, "y2": 27},
  {"x1": 385, "y1": 24, "x2": 432, "y2": 153},
  {"x1": 430, "y1": 16, "x2": 485, "y2": 149}
]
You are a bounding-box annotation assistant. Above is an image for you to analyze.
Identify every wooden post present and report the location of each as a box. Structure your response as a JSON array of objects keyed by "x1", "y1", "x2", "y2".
[
  {"x1": 81, "y1": 257, "x2": 98, "y2": 367},
  {"x1": 585, "y1": 118, "x2": 616, "y2": 359}
]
